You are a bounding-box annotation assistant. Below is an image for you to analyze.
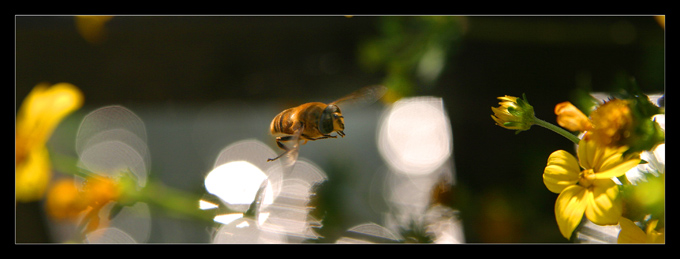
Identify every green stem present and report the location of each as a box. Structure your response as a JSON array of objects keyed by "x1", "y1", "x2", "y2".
[
  {"x1": 49, "y1": 150, "x2": 96, "y2": 179},
  {"x1": 50, "y1": 151, "x2": 218, "y2": 223},
  {"x1": 533, "y1": 117, "x2": 580, "y2": 144},
  {"x1": 131, "y1": 180, "x2": 219, "y2": 223}
]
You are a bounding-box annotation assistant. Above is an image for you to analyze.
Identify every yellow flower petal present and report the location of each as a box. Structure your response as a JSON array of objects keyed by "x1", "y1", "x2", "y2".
[
  {"x1": 490, "y1": 95, "x2": 535, "y2": 131},
  {"x1": 646, "y1": 222, "x2": 665, "y2": 243},
  {"x1": 555, "y1": 185, "x2": 588, "y2": 239},
  {"x1": 546, "y1": 137, "x2": 643, "y2": 240},
  {"x1": 585, "y1": 179, "x2": 621, "y2": 225},
  {"x1": 596, "y1": 145, "x2": 637, "y2": 173},
  {"x1": 588, "y1": 99, "x2": 633, "y2": 147},
  {"x1": 15, "y1": 147, "x2": 51, "y2": 202},
  {"x1": 593, "y1": 157, "x2": 641, "y2": 180},
  {"x1": 617, "y1": 217, "x2": 647, "y2": 243},
  {"x1": 554, "y1": 102, "x2": 592, "y2": 132},
  {"x1": 45, "y1": 178, "x2": 87, "y2": 221},
  {"x1": 16, "y1": 82, "x2": 83, "y2": 154},
  {"x1": 577, "y1": 137, "x2": 640, "y2": 176},
  {"x1": 75, "y1": 16, "x2": 113, "y2": 44},
  {"x1": 16, "y1": 82, "x2": 83, "y2": 202},
  {"x1": 655, "y1": 16, "x2": 664, "y2": 29},
  {"x1": 576, "y1": 137, "x2": 598, "y2": 170},
  {"x1": 498, "y1": 95, "x2": 518, "y2": 103},
  {"x1": 543, "y1": 150, "x2": 581, "y2": 194}
]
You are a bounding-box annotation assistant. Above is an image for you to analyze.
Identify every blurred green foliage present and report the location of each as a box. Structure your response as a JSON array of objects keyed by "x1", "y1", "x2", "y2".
[{"x1": 358, "y1": 16, "x2": 467, "y2": 102}]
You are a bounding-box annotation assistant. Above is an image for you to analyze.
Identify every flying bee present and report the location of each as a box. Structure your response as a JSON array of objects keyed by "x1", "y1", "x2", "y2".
[{"x1": 268, "y1": 85, "x2": 387, "y2": 163}]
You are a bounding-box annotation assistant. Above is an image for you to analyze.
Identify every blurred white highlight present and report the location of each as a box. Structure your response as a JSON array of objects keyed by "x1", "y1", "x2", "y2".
[
  {"x1": 574, "y1": 217, "x2": 621, "y2": 243},
  {"x1": 625, "y1": 143, "x2": 665, "y2": 185},
  {"x1": 85, "y1": 202, "x2": 152, "y2": 243},
  {"x1": 374, "y1": 96, "x2": 463, "y2": 243},
  {"x1": 85, "y1": 228, "x2": 137, "y2": 243},
  {"x1": 71, "y1": 105, "x2": 152, "y2": 243},
  {"x1": 423, "y1": 205, "x2": 465, "y2": 243},
  {"x1": 76, "y1": 105, "x2": 150, "y2": 187},
  {"x1": 205, "y1": 161, "x2": 269, "y2": 207},
  {"x1": 378, "y1": 97, "x2": 453, "y2": 176},
  {"x1": 204, "y1": 139, "x2": 327, "y2": 243},
  {"x1": 199, "y1": 200, "x2": 219, "y2": 210},
  {"x1": 214, "y1": 213, "x2": 245, "y2": 225},
  {"x1": 257, "y1": 160, "x2": 326, "y2": 240},
  {"x1": 336, "y1": 222, "x2": 402, "y2": 243},
  {"x1": 213, "y1": 218, "x2": 286, "y2": 244}
]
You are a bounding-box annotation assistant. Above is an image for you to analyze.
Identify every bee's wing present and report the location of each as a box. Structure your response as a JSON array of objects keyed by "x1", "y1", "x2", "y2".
[
  {"x1": 330, "y1": 85, "x2": 388, "y2": 107},
  {"x1": 278, "y1": 122, "x2": 303, "y2": 175}
]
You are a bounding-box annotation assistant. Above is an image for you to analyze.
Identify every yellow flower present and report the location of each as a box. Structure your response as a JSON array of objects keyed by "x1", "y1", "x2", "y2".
[
  {"x1": 554, "y1": 101, "x2": 593, "y2": 132},
  {"x1": 45, "y1": 178, "x2": 88, "y2": 221},
  {"x1": 618, "y1": 217, "x2": 664, "y2": 243},
  {"x1": 75, "y1": 15, "x2": 113, "y2": 44},
  {"x1": 16, "y1": 83, "x2": 83, "y2": 202},
  {"x1": 587, "y1": 99, "x2": 634, "y2": 147},
  {"x1": 556, "y1": 97, "x2": 663, "y2": 154},
  {"x1": 655, "y1": 16, "x2": 664, "y2": 29},
  {"x1": 543, "y1": 138, "x2": 640, "y2": 239},
  {"x1": 491, "y1": 95, "x2": 535, "y2": 132},
  {"x1": 45, "y1": 176, "x2": 121, "y2": 233}
]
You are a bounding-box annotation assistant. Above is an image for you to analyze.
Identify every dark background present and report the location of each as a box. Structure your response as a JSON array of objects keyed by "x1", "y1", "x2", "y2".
[{"x1": 15, "y1": 15, "x2": 664, "y2": 243}]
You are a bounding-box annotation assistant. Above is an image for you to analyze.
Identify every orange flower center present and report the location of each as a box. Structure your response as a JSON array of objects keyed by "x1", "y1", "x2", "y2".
[
  {"x1": 589, "y1": 99, "x2": 633, "y2": 146},
  {"x1": 579, "y1": 169, "x2": 596, "y2": 188}
]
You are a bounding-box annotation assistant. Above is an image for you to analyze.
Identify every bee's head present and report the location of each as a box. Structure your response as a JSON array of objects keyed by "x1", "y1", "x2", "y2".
[{"x1": 320, "y1": 104, "x2": 344, "y2": 135}]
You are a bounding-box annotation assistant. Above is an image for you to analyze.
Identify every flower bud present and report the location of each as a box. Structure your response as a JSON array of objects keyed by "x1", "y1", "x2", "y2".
[
  {"x1": 554, "y1": 101, "x2": 593, "y2": 132},
  {"x1": 491, "y1": 95, "x2": 535, "y2": 133}
]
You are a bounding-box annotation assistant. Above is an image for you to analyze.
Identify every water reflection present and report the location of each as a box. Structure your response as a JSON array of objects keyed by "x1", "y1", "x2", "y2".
[{"x1": 202, "y1": 139, "x2": 327, "y2": 243}]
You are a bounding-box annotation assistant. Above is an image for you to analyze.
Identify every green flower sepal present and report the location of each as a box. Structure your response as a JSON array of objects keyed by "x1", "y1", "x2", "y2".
[
  {"x1": 491, "y1": 94, "x2": 536, "y2": 134},
  {"x1": 492, "y1": 94, "x2": 581, "y2": 144}
]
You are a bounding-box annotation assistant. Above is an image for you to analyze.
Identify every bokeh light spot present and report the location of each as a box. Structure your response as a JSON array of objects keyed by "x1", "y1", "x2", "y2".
[
  {"x1": 204, "y1": 161, "x2": 268, "y2": 206},
  {"x1": 378, "y1": 97, "x2": 453, "y2": 176}
]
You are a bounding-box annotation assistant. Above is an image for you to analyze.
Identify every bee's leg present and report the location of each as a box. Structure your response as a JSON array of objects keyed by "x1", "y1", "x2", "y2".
[
  {"x1": 337, "y1": 131, "x2": 345, "y2": 137},
  {"x1": 267, "y1": 150, "x2": 289, "y2": 162},
  {"x1": 268, "y1": 136, "x2": 292, "y2": 161},
  {"x1": 274, "y1": 136, "x2": 292, "y2": 150},
  {"x1": 268, "y1": 123, "x2": 303, "y2": 163},
  {"x1": 312, "y1": 135, "x2": 336, "y2": 140}
]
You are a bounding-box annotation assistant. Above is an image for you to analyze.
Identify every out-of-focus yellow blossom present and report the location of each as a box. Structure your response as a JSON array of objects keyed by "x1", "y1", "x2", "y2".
[
  {"x1": 655, "y1": 16, "x2": 664, "y2": 29},
  {"x1": 617, "y1": 217, "x2": 664, "y2": 243},
  {"x1": 75, "y1": 15, "x2": 113, "y2": 44},
  {"x1": 543, "y1": 138, "x2": 640, "y2": 239},
  {"x1": 16, "y1": 83, "x2": 83, "y2": 202},
  {"x1": 555, "y1": 101, "x2": 593, "y2": 132},
  {"x1": 46, "y1": 176, "x2": 121, "y2": 233},
  {"x1": 555, "y1": 97, "x2": 663, "y2": 154},
  {"x1": 45, "y1": 179, "x2": 87, "y2": 221},
  {"x1": 491, "y1": 95, "x2": 535, "y2": 133},
  {"x1": 587, "y1": 99, "x2": 633, "y2": 147}
]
